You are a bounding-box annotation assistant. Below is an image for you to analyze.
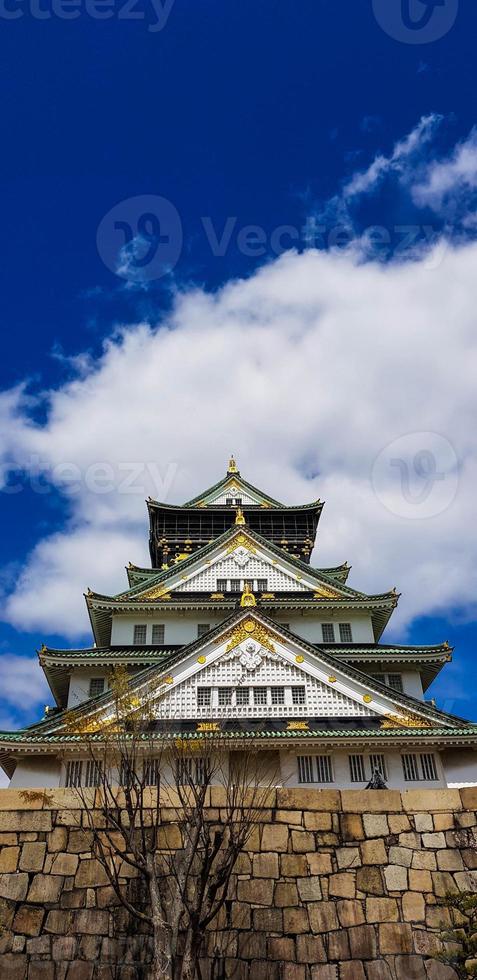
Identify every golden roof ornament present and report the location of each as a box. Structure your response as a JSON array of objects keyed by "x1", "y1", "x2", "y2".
[
  {"x1": 227, "y1": 454, "x2": 238, "y2": 474},
  {"x1": 240, "y1": 583, "x2": 256, "y2": 607},
  {"x1": 235, "y1": 507, "x2": 246, "y2": 525}
]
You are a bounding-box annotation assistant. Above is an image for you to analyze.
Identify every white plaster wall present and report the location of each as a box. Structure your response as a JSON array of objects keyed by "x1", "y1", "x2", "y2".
[
  {"x1": 280, "y1": 749, "x2": 448, "y2": 789},
  {"x1": 10, "y1": 756, "x2": 61, "y2": 789},
  {"x1": 111, "y1": 614, "x2": 223, "y2": 646},
  {"x1": 441, "y1": 748, "x2": 477, "y2": 787},
  {"x1": 273, "y1": 614, "x2": 375, "y2": 644},
  {"x1": 67, "y1": 669, "x2": 110, "y2": 709}
]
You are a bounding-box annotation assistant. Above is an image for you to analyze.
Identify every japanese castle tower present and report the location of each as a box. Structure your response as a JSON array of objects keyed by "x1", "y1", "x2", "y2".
[{"x1": 2, "y1": 457, "x2": 477, "y2": 789}]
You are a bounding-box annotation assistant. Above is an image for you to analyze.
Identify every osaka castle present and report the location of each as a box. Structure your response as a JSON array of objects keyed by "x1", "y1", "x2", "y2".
[{"x1": 2, "y1": 456, "x2": 477, "y2": 790}]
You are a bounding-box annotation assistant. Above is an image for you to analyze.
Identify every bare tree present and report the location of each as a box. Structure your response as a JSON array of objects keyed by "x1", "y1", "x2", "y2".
[{"x1": 65, "y1": 667, "x2": 278, "y2": 980}]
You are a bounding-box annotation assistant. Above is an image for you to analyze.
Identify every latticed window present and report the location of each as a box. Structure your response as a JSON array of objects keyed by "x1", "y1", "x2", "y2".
[
  {"x1": 89, "y1": 678, "x2": 105, "y2": 698},
  {"x1": 388, "y1": 673, "x2": 404, "y2": 693},
  {"x1": 322, "y1": 623, "x2": 335, "y2": 643},
  {"x1": 369, "y1": 754, "x2": 387, "y2": 780},
  {"x1": 133, "y1": 624, "x2": 147, "y2": 644},
  {"x1": 402, "y1": 753, "x2": 438, "y2": 782},
  {"x1": 225, "y1": 498, "x2": 233, "y2": 506},
  {"x1": 253, "y1": 687, "x2": 267, "y2": 705},
  {"x1": 339, "y1": 623, "x2": 353, "y2": 642},
  {"x1": 85, "y1": 760, "x2": 102, "y2": 788},
  {"x1": 235, "y1": 688, "x2": 250, "y2": 706},
  {"x1": 257, "y1": 579, "x2": 267, "y2": 592},
  {"x1": 315, "y1": 756, "x2": 333, "y2": 783},
  {"x1": 230, "y1": 579, "x2": 242, "y2": 592},
  {"x1": 271, "y1": 687, "x2": 285, "y2": 705},
  {"x1": 65, "y1": 760, "x2": 83, "y2": 788},
  {"x1": 298, "y1": 756, "x2": 315, "y2": 783},
  {"x1": 217, "y1": 579, "x2": 228, "y2": 592},
  {"x1": 349, "y1": 755, "x2": 366, "y2": 782},
  {"x1": 197, "y1": 687, "x2": 211, "y2": 707},
  {"x1": 292, "y1": 686, "x2": 306, "y2": 705},
  {"x1": 234, "y1": 498, "x2": 242, "y2": 506},
  {"x1": 144, "y1": 759, "x2": 160, "y2": 787},
  {"x1": 120, "y1": 761, "x2": 134, "y2": 788},
  {"x1": 197, "y1": 624, "x2": 210, "y2": 638},
  {"x1": 176, "y1": 757, "x2": 207, "y2": 786},
  {"x1": 152, "y1": 624, "x2": 165, "y2": 644},
  {"x1": 218, "y1": 688, "x2": 232, "y2": 706}
]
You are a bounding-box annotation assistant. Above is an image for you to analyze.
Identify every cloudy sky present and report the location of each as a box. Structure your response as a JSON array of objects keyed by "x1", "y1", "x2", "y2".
[{"x1": 1, "y1": 1, "x2": 477, "y2": 764}]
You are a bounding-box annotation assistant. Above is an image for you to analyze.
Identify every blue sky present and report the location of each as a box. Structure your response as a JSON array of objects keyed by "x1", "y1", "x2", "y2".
[{"x1": 1, "y1": 0, "x2": 477, "y2": 740}]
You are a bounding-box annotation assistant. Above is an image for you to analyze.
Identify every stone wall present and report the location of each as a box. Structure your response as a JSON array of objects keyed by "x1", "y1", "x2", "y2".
[{"x1": 0, "y1": 787, "x2": 476, "y2": 980}]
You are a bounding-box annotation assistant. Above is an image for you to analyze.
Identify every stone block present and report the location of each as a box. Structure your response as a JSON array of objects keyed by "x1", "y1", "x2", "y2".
[
  {"x1": 12, "y1": 906, "x2": 44, "y2": 937},
  {"x1": 303, "y1": 812, "x2": 332, "y2": 831},
  {"x1": 403, "y1": 890, "x2": 425, "y2": 921},
  {"x1": 44, "y1": 910, "x2": 73, "y2": 934},
  {"x1": 379, "y1": 923, "x2": 413, "y2": 954},
  {"x1": 403, "y1": 790, "x2": 462, "y2": 812},
  {"x1": 75, "y1": 859, "x2": 109, "y2": 888},
  {"x1": 47, "y1": 827, "x2": 68, "y2": 852},
  {"x1": 425, "y1": 961, "x2": 460, "y2": 980},
  {"x1": 0, "y1": 811, "x2": 52, "y2": 832},
  {"x1": 67, "y1": 829, "x2": 93, "y2": 853},
  {"x1": 268, "y1": 937, "x2": 295, "y2": 961},
  {"x1": 50, "y1": 852, "x2": 79, "y2": 876},
  {"x1": 349, "y1": 924, "x2": 377, "y2": 959},
  {"x1": 0, "y1": 847, "x2": 20, "y2": 873},
  {"x1": 25, "y1": 937, "x2": 50, "y2": 956},
  {"x1": 412, "y1": 850, "x2": 437, "y2": 870},
  {"x1": 291, "y1": 830, "x2": 315, "y2": 852},
  {"x1": 296, "y1": 876, "x2": 322, "y2": 902},
  {"x1": 422, "y1": 832, "x2": 447, "y2": 849},
  {"x1": 253, "y1": 907, "x2": 282, "y2": 931},
  {"x1": 336, "y1": 847, "x2": 360, "y2": 869},
  {"x1": 274, "y1": 881, "x2": 299, "y2": 906},
  {"x1": 328, "y1": 929, "x2": 350, "y2": 961},
  {"x1": 230, "y1": 901, "x2": 251, "y2": 929},
  {"x1": 51, "y1": 936, "x2": 77, "y2": 961},
  {"x1": 437, "y1": 850, "x2": 464, "y2": 871},
  {"x1": 65, "y1": 964, "x2": 94, "y2": 980},
  {"x1": 277, "y1": 788, "x2": 340, "y2": 811},
  {"x1": 356, "y1": 866, "x2": 384, "y2": 895},
  {"x1": 459, "y1": 787, "x2": 477, "y2": 809},
  {"x1": 394, "y1": 956, "x2": 427, "y2": 980},
  {"x1": 275, "y1": 809, "x2": 303, "y2": 825},
  {"x1": 307, "y1": 853, "x2": 332, "y2": 874},
  {"x1": 308, "y1": 901, "x2": 339, "y2": 932},
  {"x1": 27, "y1": 874, "x2": 63, "y2": 904},
  {"x1": 454, "y1": 870, "x2": 475, "y2": 891},
  {"x1": 463, "y1": 848, "x2": 477, "y2": 870},
  {"x1": 328, "y1": 872, "x2": 356, "y2": 898},
  {"x1": 388, "y1": 813, "x2": 411, "y2": 833},
  {"x1": 0, "y1": 954, "x2": 27, "y2": 980},
  {"x1": 74, "y1": 910, "x2": 109, "y2": 935},
  {"x1": 365, "y1": 963, "x2": 393, "y2": 980},
  {"x1": 27, "y1": 961, "x2": 55, "y2": 980},
  {"x1": 399, "y1": 832, "x2": 421, "y2": 848},
  {"x1": 414, "y1": 812, "x2": 434, "y2": 832},
  {"x1": 237, "y1": 931, "x2": 267, "y2": 960},
  {"x1": 340, "y1": 963, "x2": 366, "y2": 980},
  {"x1": 340, "y1": 813, "x2": 364, "y2": 841},
  {"x1": 281, "y1": 967, "x2": 306, "y2": 980},
  {"x1": 383, "y1": 864, "x2": 408, "y2": 891},
  {"x1": 363, "y1": 813, "x2": 389, "y2": 837},
  {"x1": 388, "y1": 845, "x2": 412, "y2": 867},
  {"x1": 19, "y1": 843, "x2": 46, "y2": 872},
  {"x1": 60, "y1": 889, "x2": 86, "y2": 909},
  {"x1": 253, "y1": 852, "x2": 279, "y2": 878},
  {"x1": 341, "y1": 790, "x2": 401, "y2": 813},
  {"x1": 0, "y1": 873, "x2": 29, "y2": 902},
  {"x1": 407, "y1": 869, "x2": 431, "y2": 894},
  {"x1": 360, "y1": 839, "x2": 387, "y2": 865},
  {"x1": 432, "y1": 872, "x2": 459, "y2": 897},
  {"x1": 366, "y1": 898, "x2": 399, "y2": 923},
  {"x1": 311, "y1": 969, "x2": 338, "y2": 980},
  {"x1": 237, "y1": 878, "x2": 274, "y2": 905},
  {"x1": 433, "y1": 813, "x2": 454, "y2": 831},
  {"x1": 413, "y1": 930, "x2": 442, "y2": 957},
  {"x1": 281, "y1": 854, "x2": 308, "y2": 876},
  {"x1": 261, "y1": 824, "x2": 289, "y2": 852},
  {"x1": 296, "y1": 935, "x2": 326, "y2": 963},
  {"x1": 283, "y1": 907, "x2": 310, "y2": 934},
  {"x1": 337, "y1": 899, "x2": 365, "y2": 927}
]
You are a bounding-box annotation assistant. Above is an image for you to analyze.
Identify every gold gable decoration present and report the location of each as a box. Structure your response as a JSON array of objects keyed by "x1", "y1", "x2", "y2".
[
  {"x1": 138, "y1": 584, "x2": 172, "y2": 601},
  {"x1": 225, "y1": 532, "x2": 257, "y2": 555},
  {"x1": 240, "y1": 584, "x2": 256, "y2": 607},
  {"x1": 314, "y1": 586, "x2": 341, "y2": 600},
  {"x1": 218, "y1": 618, "x2": 279, "y2": 655},
  {"x1": 380, "y1": 714, "x2": 434, "y2": 730}
]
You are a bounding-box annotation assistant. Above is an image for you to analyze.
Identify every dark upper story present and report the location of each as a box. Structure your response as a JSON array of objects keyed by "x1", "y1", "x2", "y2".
[{"x1": 148, "y1": 456, "x2": 323, "y2": 567}]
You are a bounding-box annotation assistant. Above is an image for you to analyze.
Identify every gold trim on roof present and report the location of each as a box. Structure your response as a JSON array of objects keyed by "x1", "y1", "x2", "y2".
[
  {"x1": 225, "y1": 532, "x2": 257, "y2": 555},
  {"x1": 218, "y1": 618, "x2": 279, "y2": 654},
  {"x1": 380, "y1": 714, "x2": 433, "y2": 730}
]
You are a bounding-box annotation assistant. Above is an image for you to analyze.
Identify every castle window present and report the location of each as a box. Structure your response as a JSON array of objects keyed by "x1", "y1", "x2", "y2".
[
  {"x1": 349, "y1": 754, "x2": 366, "y2": 782},
  {"x1": 315, "y1": 756, "x2": 333, "y2": 783},
  {"x1": 197, "y1": 687, "x2": 211, "y2": 707},
  {"x1": 197, "y1": 624, "x2": 210, "y2": 638},
  {"x1": 235, "y1": 688, "x2": 250, "y2": 706},
  {"x1": 65, "y1": 760, "x2": 83, "y2": 788},
  {"x1": 144, "y1": 759, "x2": 160, "y2": 787},
  {"x1": 226, "y1": 498, "x2": 233, "y2": 506},
  {"x1": 217, "y1": 579, "x2": 228, "y2": 592},
  {"x1": 85, "y1": 760, "x2": 102, "y2": 788},
  {"x1": 230, "y1": 579, "x2": 242, "y2": 592},
  {"x1": 89, "y1": 678, "x2": 105, "y2": 699},
  {"x1": 234, "y1": 498, "x2": 242, "y2": 506},
  {"x1": 297, "y1": 756, "x2": 315, "y2": 783},
  {"x1": 388, "y1": 673, "x2": 404, "y2": 693},
  {"x1": 218, "y1": 688, "x2": 232, "y2": 706},
  {"x1": 292, "y1": 686, "x2": 306, "y2": 705},
  {"x1": 322, "y1": 623, "x2": 335, "y2": 643},
  {"x1": 271, "y1": 687, "x2": 285, "y2": 705},
  {"x1": 339, "y1": 623, "x2": 353, "y2": 642},
  {"x1": 369, "y1": 754, "x2": 387, "y2": 780},
  {"x1": 257, "y1": 579, "x2": 268, "y2": 592},
  {"x1": 402, "y1": 753, "x2": 438, "y2": 782},
  {"x1": 152, "y1": 624, "x2": 165, "y2": 645},
  {"x1": 176, "y1": 757, "x2": 208, "y2": 786},
  {"x1": 253, "y1": 687, "x2": 267, "y2": 705},
  {"x1": 133, "y1": 624, "x2": 147, "y2": 644}
]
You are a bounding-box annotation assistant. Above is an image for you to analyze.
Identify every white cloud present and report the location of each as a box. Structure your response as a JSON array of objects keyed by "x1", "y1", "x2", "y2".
[
  {"x1": 412, "y1": 127, "x2": 477, "y2": 213},
  {"x1": 1, "y1": 238, "x2": 477, "y2": 640},
  {"x1": 343, "y1": 113, "x2": 443, "y2": 199},
  {"x1": 0, "y1": 654, "x2": 50, "y2": 712}
]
